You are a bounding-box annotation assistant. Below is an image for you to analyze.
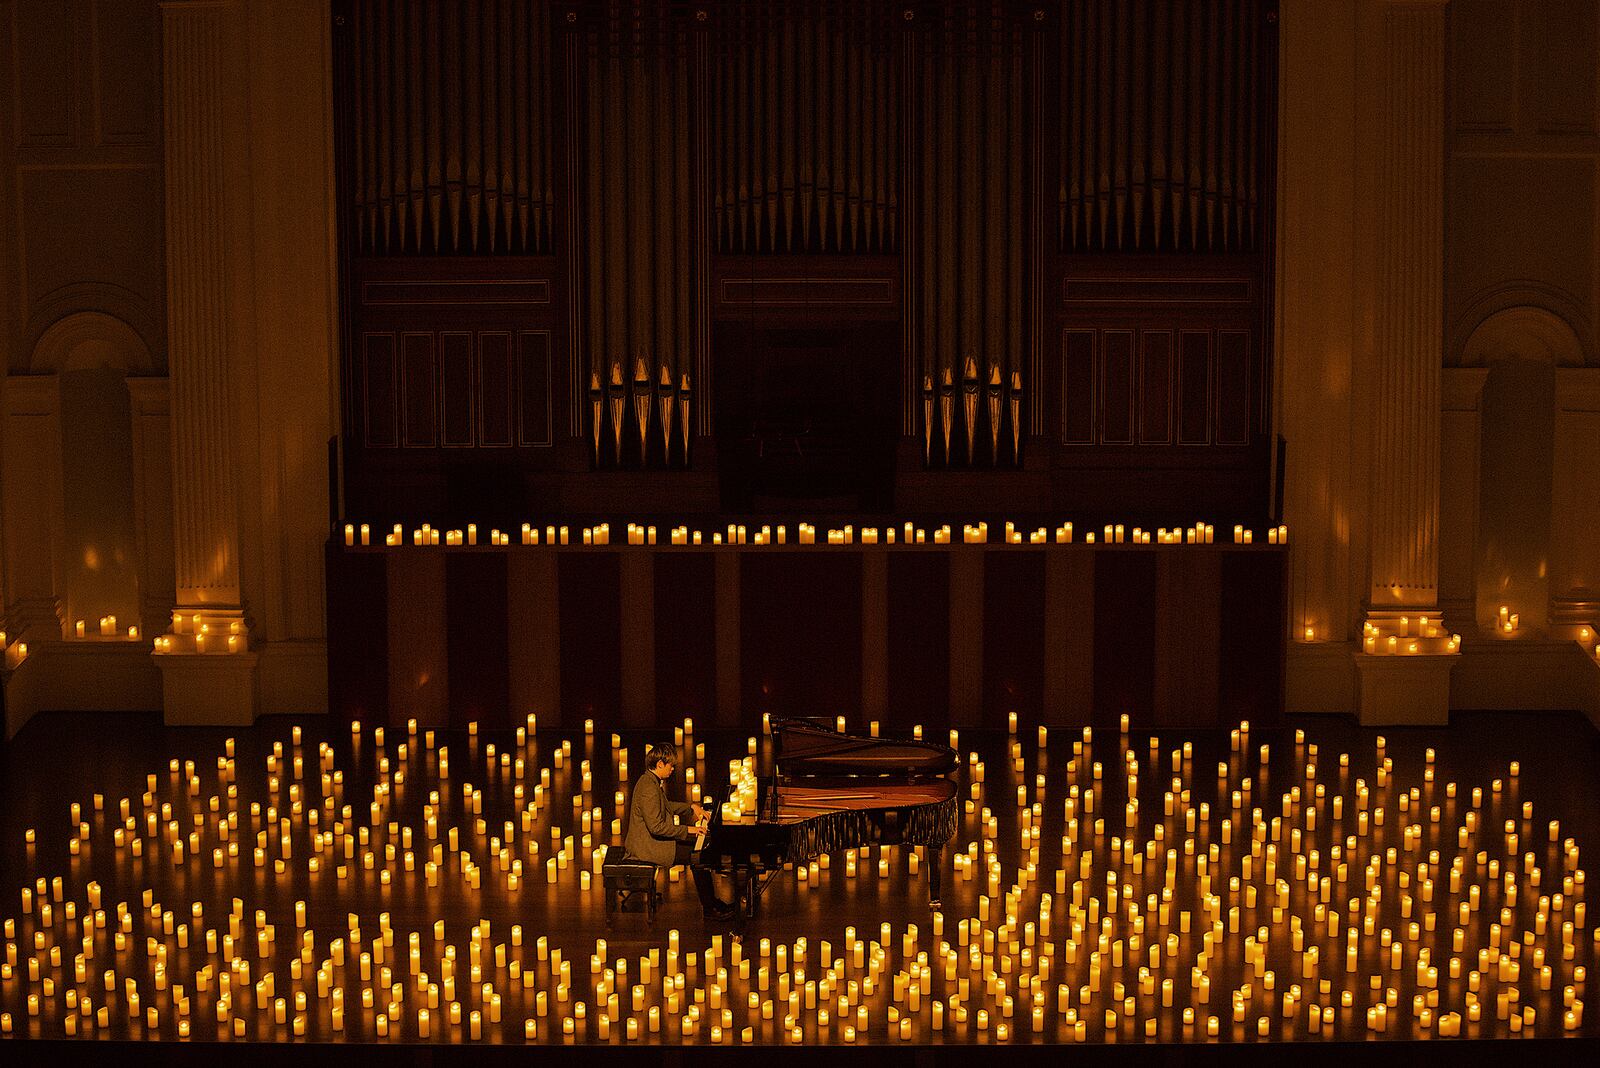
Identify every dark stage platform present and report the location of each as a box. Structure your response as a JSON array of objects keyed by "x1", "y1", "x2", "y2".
[
  {"x1": 326, "y1": 535, "x2": 1288, "y2": 732},
  {"x1": 0, "y1": 709, "x2": 1596, "y2": 1058}
]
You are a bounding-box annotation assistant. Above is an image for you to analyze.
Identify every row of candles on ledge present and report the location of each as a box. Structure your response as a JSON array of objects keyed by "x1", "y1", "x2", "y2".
[
  {"x1": 342, "y1": 521, "x2": 1288, "y2": 549},
  {"x1": 154, "y1": 613, "x2": 246, "y2": 654},
  {"x1": 69, "y1": 616, "x2": 139, "y2": 640},
  {"x1": 1358, "y1": 613, "x2": 1462, "y2": 657}
]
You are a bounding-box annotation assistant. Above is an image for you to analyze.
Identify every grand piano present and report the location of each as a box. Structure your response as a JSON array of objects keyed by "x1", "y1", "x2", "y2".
[{"x1": 689, "y1": 719, "x2": 960, "y2": 920}]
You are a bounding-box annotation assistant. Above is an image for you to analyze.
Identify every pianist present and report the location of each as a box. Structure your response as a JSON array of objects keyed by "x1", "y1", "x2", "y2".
[{"x1": 623, "y1": 743, "x2": 726, "y2": 911}]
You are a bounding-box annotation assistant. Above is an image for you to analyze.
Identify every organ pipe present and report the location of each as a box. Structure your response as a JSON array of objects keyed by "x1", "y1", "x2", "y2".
[
  {"x1": 917, "y1": 4, "x2": 1026, "y2": 461},
  {"x1": 348, "y1": 0, "x2": 555, "y2": 256},
  {"x1": 582, "y1": 1, "x2": 693, "y2": 451},
  {"x1": 713, "y1": 3, "x2": 897, "y2": 255},
  {"x1": 1060, "y1": 0, "x2": 1264, "y2": 253}
]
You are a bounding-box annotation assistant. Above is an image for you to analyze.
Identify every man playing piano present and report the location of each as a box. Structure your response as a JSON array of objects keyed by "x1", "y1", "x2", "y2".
[{"x1": 623, "y1": 743, "x2": 728, "y2": 914}]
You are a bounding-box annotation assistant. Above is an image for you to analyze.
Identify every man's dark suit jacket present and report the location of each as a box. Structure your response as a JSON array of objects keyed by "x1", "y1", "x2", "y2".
[{"x1": 624, "y1": 771, "x2": 695, "y2": 867}]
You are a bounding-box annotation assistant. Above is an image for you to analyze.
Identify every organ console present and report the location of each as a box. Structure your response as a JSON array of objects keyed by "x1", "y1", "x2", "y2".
[{"x1": 690, "y1": 719, "x2": 959, "y2": 921}]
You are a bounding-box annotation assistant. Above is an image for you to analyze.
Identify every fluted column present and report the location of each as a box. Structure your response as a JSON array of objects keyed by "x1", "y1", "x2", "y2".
[
  {"x1": 1365, "y1": 1, "x2": 1444, "y2": 617},
  {"x1": 156, "y1": 0, "x2": 257, "y2": 723},
  {"x1": 1355, "y1": 0, "x2": 1454, "y2": 725}
]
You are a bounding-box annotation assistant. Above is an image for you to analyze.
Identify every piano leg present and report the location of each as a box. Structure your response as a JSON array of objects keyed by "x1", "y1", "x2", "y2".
[
  {"x1": 926, "y1": 845, "x2": 943, "y2": 909},
  {"x1": 690, "y1": 865, "x2": 719, "y2": 915},
  {"x1": 735, "y1": 869, "x2": 755, "y2": 919}
]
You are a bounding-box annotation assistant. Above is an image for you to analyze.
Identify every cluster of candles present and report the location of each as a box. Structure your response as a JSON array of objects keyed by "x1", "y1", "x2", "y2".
[
  {"x1": 0, "y1": 630, "x2": 25, "y2": 667},
  {"x1": 70, "y1": 617, "x2": 139, "y2": 641},
  {"x1": 152, "y1": 613, "x2": 246, "y2": 655},
  {"x1": 0, "y1": 711, "x2": 1589, "y2": 1045},
  {"x1": 344, "y1": 521, "x2": 1285, "y2": 551},
  {"x1": 1361, "y1": 617, "x2": 1462, "y2": 657}
]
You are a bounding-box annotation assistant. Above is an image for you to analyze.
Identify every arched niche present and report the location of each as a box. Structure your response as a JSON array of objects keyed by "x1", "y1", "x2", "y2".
[
  {"x1": 27, "y1": 312, "x2": 156, "y2": 638},
  {"x1": 1451, "y1": 306, "x2": 1594, "y2": 638}
]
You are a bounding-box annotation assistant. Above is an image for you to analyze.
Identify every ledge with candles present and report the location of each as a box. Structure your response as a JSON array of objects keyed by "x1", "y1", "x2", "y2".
[
  {"x1": 337, "y1": 519, "x2": 1270, "y2": 553},
  {"x1": 326, "y1": 520, "x2": 1289, "y2": 734}
]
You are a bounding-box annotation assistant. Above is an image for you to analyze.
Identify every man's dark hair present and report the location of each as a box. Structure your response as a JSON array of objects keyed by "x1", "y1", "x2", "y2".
[{"x1": 646, "y1": 742, "x2": 678, "y2": 769}]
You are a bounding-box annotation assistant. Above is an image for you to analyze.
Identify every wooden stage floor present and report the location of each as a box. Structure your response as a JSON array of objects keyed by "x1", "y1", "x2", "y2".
[{"x1": 0, "y1": 708, "x2": 1597, "y2": 1062}]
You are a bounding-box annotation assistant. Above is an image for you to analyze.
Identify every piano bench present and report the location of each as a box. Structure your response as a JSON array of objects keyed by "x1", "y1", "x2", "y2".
[{"x1": 602, "y1": 846, "x2": 660, "y2": 927}]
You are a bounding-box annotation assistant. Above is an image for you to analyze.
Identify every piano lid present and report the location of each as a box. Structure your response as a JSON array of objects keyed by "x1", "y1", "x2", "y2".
[{"x1": 772, "y1": 719, "x2": 958, "y2": 777}]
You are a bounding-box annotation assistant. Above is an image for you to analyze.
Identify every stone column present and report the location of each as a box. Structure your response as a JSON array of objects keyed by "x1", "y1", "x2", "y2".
[
  {"x1": 1549, "y1": 369, "x2": 1600, "y2": 639},
  {"x1": 0, "y1": 378, "x2": 66, "y2": 645},
  {"x1": 155, "y1": 0, "x2": 258, "y2": 724},
  {"x1": 1354, "y1": 0, "x2": 1456, "y2": 724}
]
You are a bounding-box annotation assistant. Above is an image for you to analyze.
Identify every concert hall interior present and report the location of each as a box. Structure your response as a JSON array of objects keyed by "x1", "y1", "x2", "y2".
[{"x1": 0, "y1": 0, "x2": 1598, "y2": 1063}]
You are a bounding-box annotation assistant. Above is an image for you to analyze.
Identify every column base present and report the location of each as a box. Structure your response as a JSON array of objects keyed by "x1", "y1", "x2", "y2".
[
  {"x1": 1550, "y1": 598, "x2": 1600, "y2": 644},
  {"x1": 156, "y1": 651, "x2": 260, "y2": 726},
  {"x1": 1353, "y1": 652, "x2": 1456, "y2": 726}
]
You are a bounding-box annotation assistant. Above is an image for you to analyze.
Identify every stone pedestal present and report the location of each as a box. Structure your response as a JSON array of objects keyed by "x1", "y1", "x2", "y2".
[
  {"x1": 159, "y1": 651, "x2": 260, "y2": 727},
  {"x1": 1354, "y1": 653, "x2": 1455, "y2": 726}
]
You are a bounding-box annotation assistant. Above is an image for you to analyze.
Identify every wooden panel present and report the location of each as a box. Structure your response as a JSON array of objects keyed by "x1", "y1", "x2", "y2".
[
  {"x1": 1178, "y1": 331, "x2": 1211, "y2": 445},
  {"x1": 440, "y1": 332, "x2": 474, "y2": 447},
  {"x1": 1043, "y1": 550, "x2": 1095, "y2": 725},
  {"x1": 1062, "y1": 330, "x2": 1096, "y2": 444},
  {"x1": 983, "y1": 552, "x2": 1045, "y2": 728},
  {"x1": 94, "y1": 0, "x2": 156, "y2": 142},
  {"x1": 887, "y1": 552, "x2": 950, "y2": 728},
  {"x1": 1100, "y1": 331, "x2": 1134, "y2": 444},
  {"x1": 507, "y1": 552, "x2": 561, "y2": 727},
  {"x1": 360, "y1": 280, "x2": 552, "y2": 305},
  {"x1": 1449, "y1": 0, "x2": 1517, "y2": 132},
  {"x1": 1139, "y1": 331, "x2": 1173, "y2": 445},
  {"x1": 325, "y1": 546, "x2": 387, "y2": 725},
  {"x1": 401, "y1": 333, "x2": 438, "y2": 447},
  {"x1": 518, "y1": 331, "x2": 553, "y2": 447},
  {"x1": 15, "y1": 0, "x2": 73, "y2": 144},
  {"x1": 445, "y1": 553, "x2": 509, "y2": 728},
  {"x1": 1092, "y1": 552, "x2": 1156, "y2": 726},
  {"x1": 1153, "y1": 551, "x2": 1221, "y2": 728},
  {"x1": 1534, "y1": 0, "x2": 1598, "y2": 134},
  {"x1": 477, "y1": 332, "x2": 514, "y2": 447},
  {"x1": 619, "y1": 553, "x2": 655, "y2": 728},
  {"x1": 741, "y1": 553, "x2": 861, "y2": 723},
  {"x1": 1216, "y1": 330, "x2": 1251, "y2": 445},
  {"x1": 386, "y1": 551, "x2": 449, "y2": 726},
  {"x1": 654, "y1": 553, "x2": 716, "y2": 721},
  {"x1": 1219, "y1": 551, "x2": 1286, "y2": 728},
  {"x1": 719, "y1": 278, "x2": 895, "y2": 305},
  {"x1": 1063, "y1": 278, "x2": 1253, "y2": 304},
  {"x1": 362, "y1": 333, "x2": 398, "y2": 447},
  {"x1": 558, "y1": 552, "x2": 622, "y2": 724}
]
